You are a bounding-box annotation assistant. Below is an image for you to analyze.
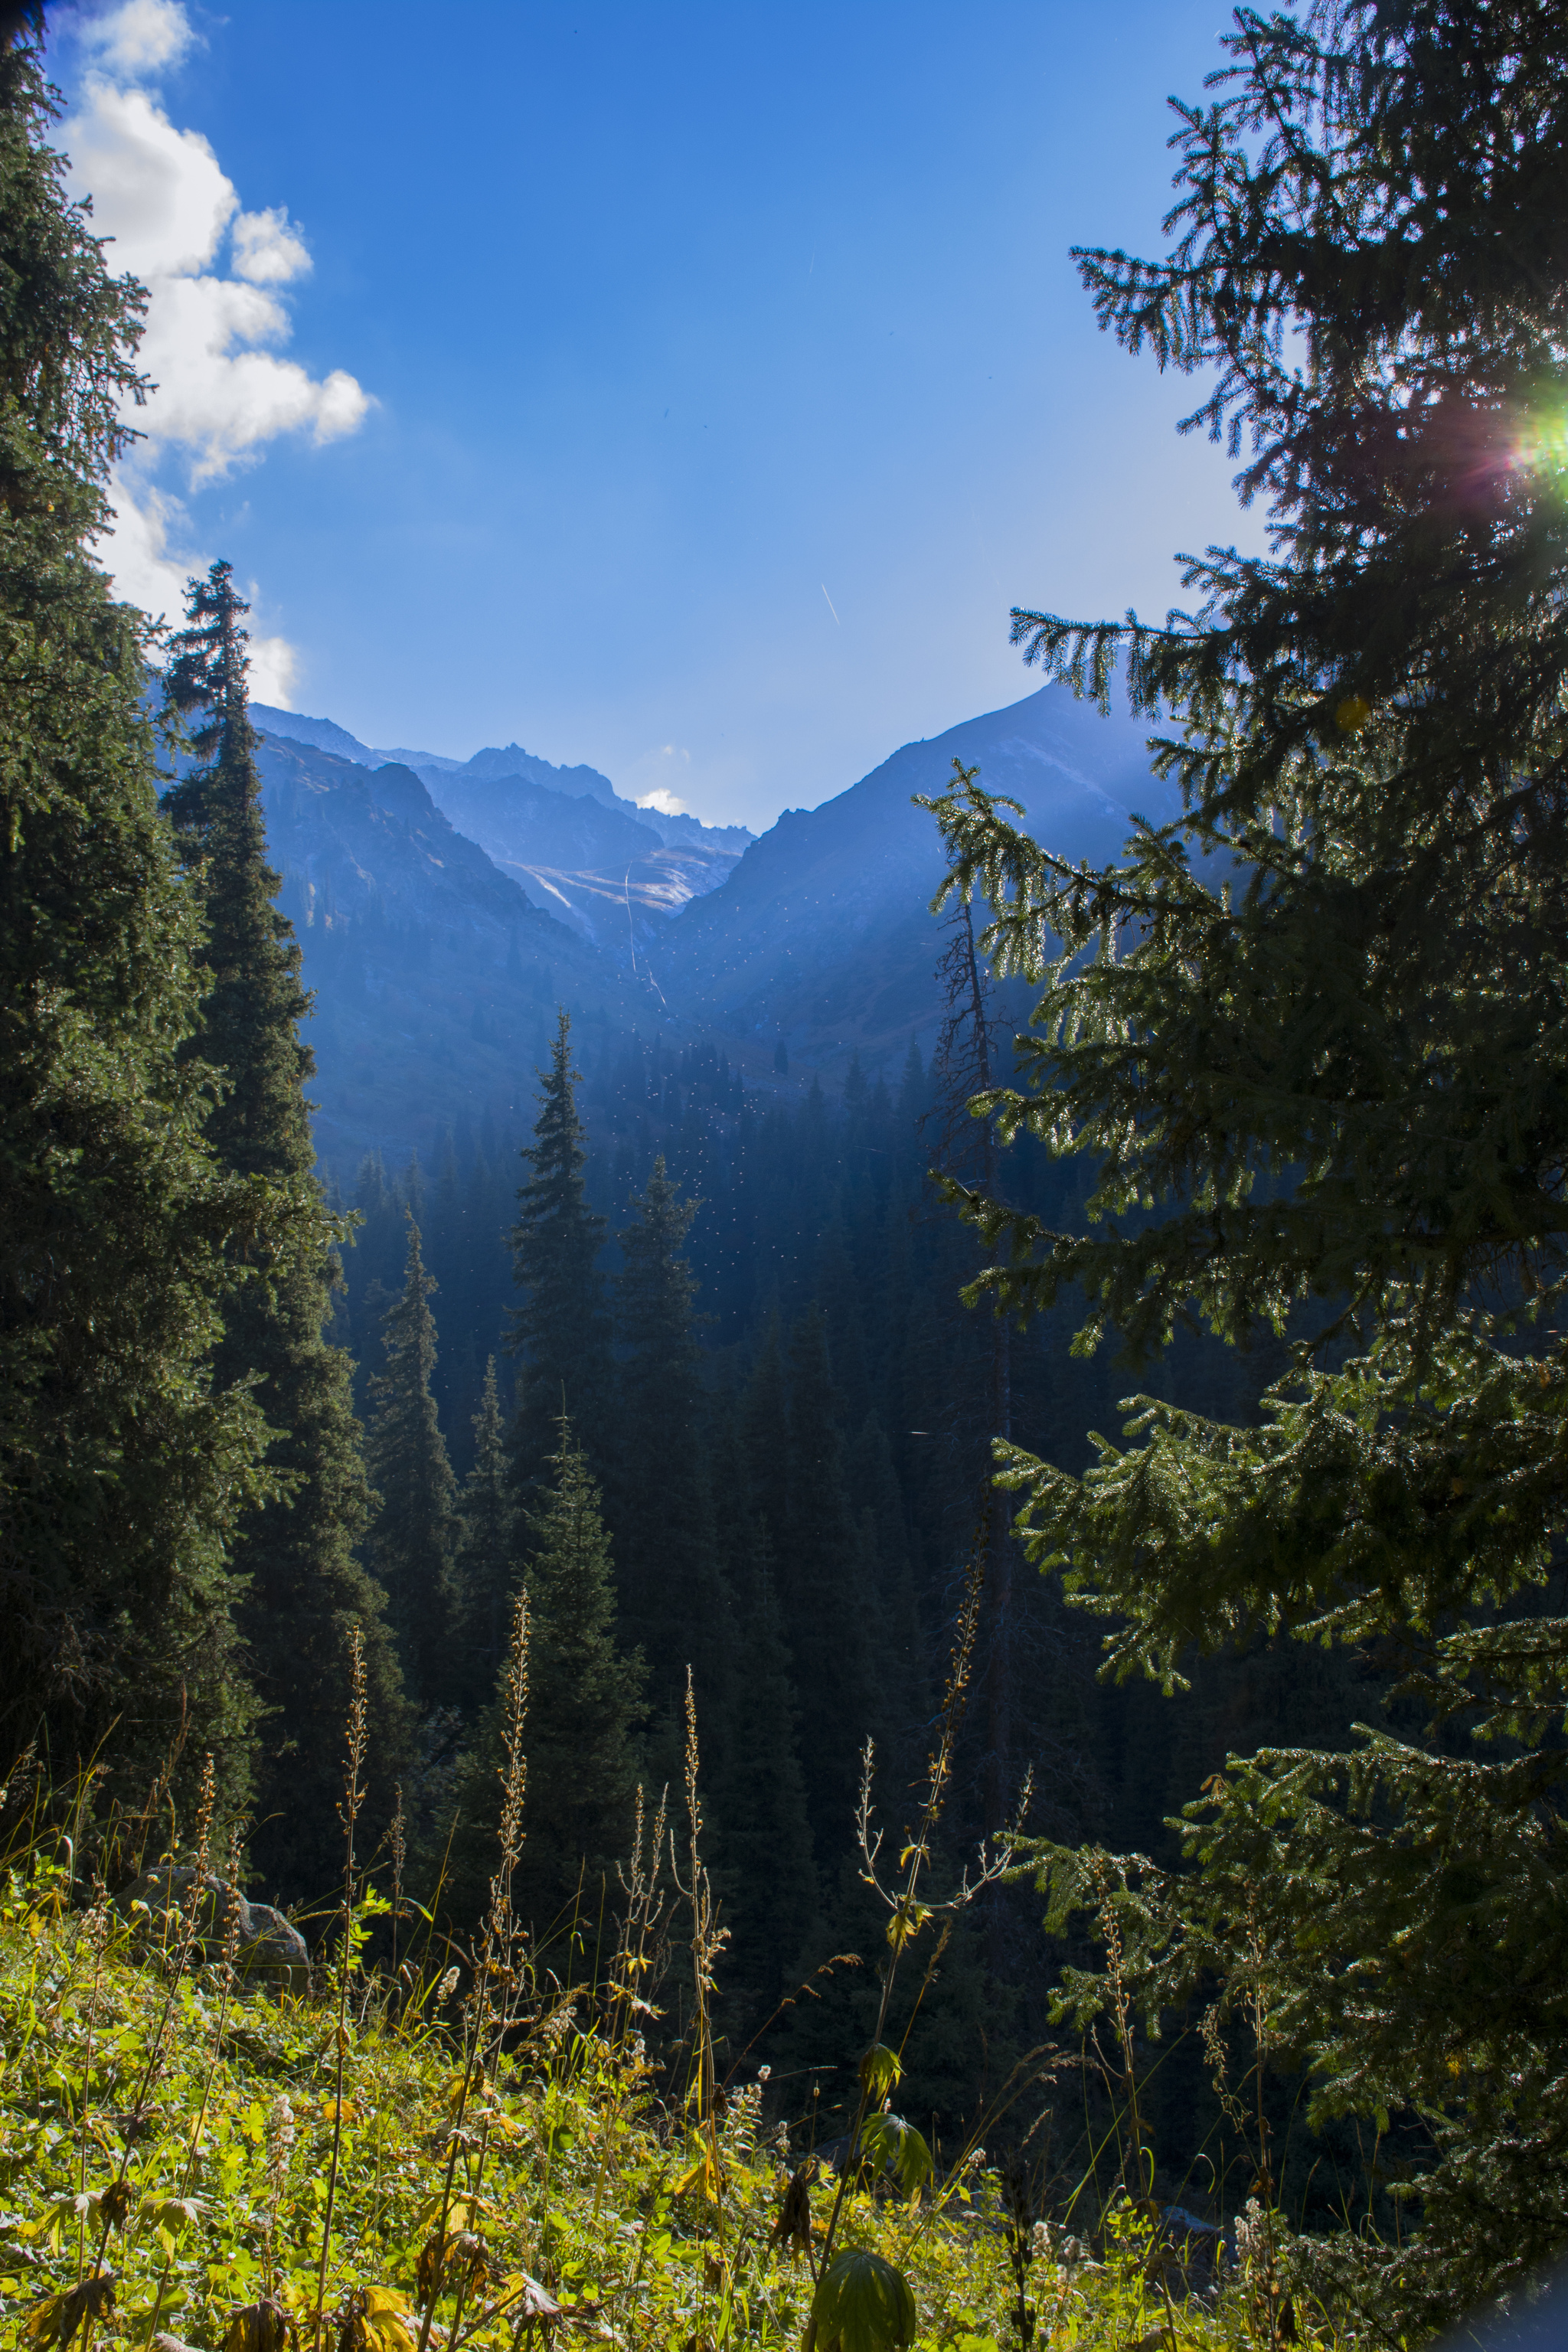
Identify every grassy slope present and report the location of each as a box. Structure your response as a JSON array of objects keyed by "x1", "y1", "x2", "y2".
[{"x1": 0, "y1": 1867, "x2": 1335, "y2": 2352}]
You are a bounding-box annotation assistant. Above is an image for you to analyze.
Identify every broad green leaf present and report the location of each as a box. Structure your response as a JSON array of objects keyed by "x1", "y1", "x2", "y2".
[
  {"x1": 858, "y1": 2043, "x2": 902, "y2": 2099},
  {"x1": 858, "y1": 2112, "x2": 933, "y2": 2197},
  {"x1": 810, "y1": 2249, "x2": 917, "y2": 2352}
]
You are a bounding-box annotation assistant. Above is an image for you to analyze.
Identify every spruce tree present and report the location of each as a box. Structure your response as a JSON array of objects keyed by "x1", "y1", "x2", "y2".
[
  {"x1": 716, "y1": 1544, "x2": 820, "y2": 2032},
  {"x1": 612, "y1": 1155, "x2": 731, "y2": 1725},
  {"x1": 740, "y1": 1318, "x2": 790, "y2": 1550},
  {"x1": 363, "y1": 1214, "x2": 459, "y2": 1705},
  {"x1": 503, "y1": 1423, "x2": 645, "y2": 1936},
  {"x1": 0, "y1": 33, "x2": 269, "y2": 1795},
  {"x1": 162, "y1": 560, "x2": 408, "y2": 1896},
  {"x1": 507, "y1": 1010, "x2": 612, "y2": 1491},
  {"x1": 780, "y1": 1311, "x2": 885, "y2": 1850},
  {"x1": 847, "y1": 1412, "x2": 925, "y2": 1746},
  {"x1": 924, "y1": 2, "x2": 1568, "y2": 2321},
  {"x1": 452, "y1": 1357, "x2": 514, "y2": 1708}
]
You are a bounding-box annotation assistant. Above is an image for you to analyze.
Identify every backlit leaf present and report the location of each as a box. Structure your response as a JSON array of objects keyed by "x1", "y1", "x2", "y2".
[
  {"x1": 858, "y1": 2044, "x2": 902, "y2": 2099},
  {"x1": 858, "y1": 2112, "x2": 933, "y2": 2198},
  {"x1": 810, "y1": 2249, "x2": 916, "y2": 2352}
]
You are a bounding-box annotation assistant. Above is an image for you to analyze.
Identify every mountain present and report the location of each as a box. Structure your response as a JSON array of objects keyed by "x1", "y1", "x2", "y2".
[
  {"x1": 251, "y1": 730, "x2": 668, "y2": 1171},
  {"x1": 250, "y1": 705, "x2": 394, "y2": 767},
  {"x1": 419, "y1": 740, "x2": 753, "y2": 856},
  {"x1": 649, "y1": 681, "x2": 1177, "y2": 1071},
  {"x1": 246, "y1": 682, "x2": 1170, "y2": 1172},
  {"x1": 250, "y1": 706, "x2": 753, "y2": 851},
  {"x1": 419, "y1": 768, "x2": 741, "y2": 956}
]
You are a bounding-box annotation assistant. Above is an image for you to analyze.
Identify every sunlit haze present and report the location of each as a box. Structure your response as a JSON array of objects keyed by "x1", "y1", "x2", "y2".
[{"x1": 57, "y1": 0, "x2": 1266, "y2": 829}]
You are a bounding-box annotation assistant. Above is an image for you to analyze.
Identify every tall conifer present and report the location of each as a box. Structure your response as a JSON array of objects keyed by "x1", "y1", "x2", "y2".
[
  {"x1": 612, "y1": 1156, "x2": 731, "y2": 1723},
  {"x1": 717, "y1": 1546, "x2": 820, "y2": 2030},
  {"x1": 925, "y1": 4, "x2": 1568, "y2": 2317},
  {"x1": 740, "y1": 1319, "x2": 790, "y2": 1550},
  {"x1": 452, "y1": 1357, "x2": 513, "y2": 1708},
  {"x1": 495, "y1": 1423, "x2": 645, "y2": 1936},
  {"x1": 780, "y1": 1312, "x2": 884, "y2": 1847},
  {"x1": 363, "y1": 1214, "x2": 459, "y2": 1705},
  {"x1": 0, "y1": 36, "x2": 269, "y2": 1794},
  {"x1": 162, "y1": 561, "x2": 408, "y2": 1894},
  {"x1": 507, "y1": 1011, "x2": 611, "y2": 1489}
]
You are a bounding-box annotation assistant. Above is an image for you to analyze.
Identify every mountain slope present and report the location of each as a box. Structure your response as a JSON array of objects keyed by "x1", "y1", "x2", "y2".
[
  {"x1": 652, "y1": 681, "x2": 1174, "y2": 1068},
  {"x1": 252, "y1": 730, "x2": 666, "y2": 1168},
  {"x1": 423, "y1": 768, "x2": 742, "y2": 954},
  {"x1": 426, "y1": 740, "x2": 753, "y2": 854},
  {"x1": 250, "y1": 704, "x2": 752, "y2": 852}
]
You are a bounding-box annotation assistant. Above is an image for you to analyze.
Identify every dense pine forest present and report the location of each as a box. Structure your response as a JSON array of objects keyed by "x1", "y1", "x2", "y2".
[{"x1": 7, "y1": 4, "x2": 1568, "y2": 2347}]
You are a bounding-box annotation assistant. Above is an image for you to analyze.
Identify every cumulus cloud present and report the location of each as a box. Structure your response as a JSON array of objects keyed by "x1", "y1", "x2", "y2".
[
  {"x1": 101, "y1": 479, "x2": 298, "y2": 702},
  {"x1": 629, "y1": 743, "x2": 691, "y2": 815},
  {"x1": 75, "y1": 0, "x2": 194, "y2": 79},
  {"x1": 231, "y1": 206, "x2": 312, "y2": 286},
  {"x1": 67, "y1": 79, "x2": 232, "y2": 279},
  {"x1": 59, "y1": 0, "x2": 373, "y2": 696}
]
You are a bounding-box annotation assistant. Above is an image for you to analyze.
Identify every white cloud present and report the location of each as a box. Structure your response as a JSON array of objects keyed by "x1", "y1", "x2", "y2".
[
  {"x1": 133, "y1": 271, "x2": 368, "y2": 485},
  {"x1": 60, "y1": 1, "x2": 372, "y2": 692},
  {"x1": 628, "y1": 742, "x2": 692, "y2": 813},
  {"x1": 67, "y1": 79, "x2": 232, "y2": 279},
  {"x1": 100, "y1": 481, "x2": 299, "y2": 707},
  {"x1": 76, "y1": 0, "x2": 194, "y2": 79},
  {"x1": 247, "y1": 634, "x2": 300, "y2": 707},
  {"x1": 231, "y1": 206, "x2": 311, "y2": 286},
  {"x1": 100, "y1": 472, "x2": 193, "y2": 621}
]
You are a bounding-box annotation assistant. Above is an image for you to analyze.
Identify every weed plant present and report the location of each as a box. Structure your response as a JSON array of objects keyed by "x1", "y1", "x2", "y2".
[{"x1": 0, "y1": 1673, "x2": 1354, "y2": 2352}]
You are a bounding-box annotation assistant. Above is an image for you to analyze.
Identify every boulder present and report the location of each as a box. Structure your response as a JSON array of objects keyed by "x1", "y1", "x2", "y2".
[
  {"x1": 236, "y1": 1899, "x2": 311, "y2": 1996},
  {"x1": 116, "y1": 1867, "x2": 311, "y2": 1996},
  {"x1": 118, "y1": 1867, "x2": 247, "y2": 1950}
]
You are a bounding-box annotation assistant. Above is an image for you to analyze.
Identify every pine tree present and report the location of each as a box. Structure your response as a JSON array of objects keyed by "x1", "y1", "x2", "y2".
[
  {"x1": 895, "y1": 1037, "x2": 926, "y2": 1135},
  {"x1": 162, "y1": 560, "x2": 409, "y2": 1895},
  {"x1": 740, "y1": 1318, "x2": 790, "y2": 1550},
  {"x1": 363, "y1": 1214, "x2": 459, "y2": 1705},
  {"x1": 505, "y1": 1423, "x2": 645, "y2": 1936},
  {"x1": 612, "y1": 1155, "x2": 731, "y2": 1724},
  {"x1": 0, "y1": 33, "x2": 270, "y2": 1796},
  {"x1": 780, "y1": 1311, "x2": 885, "y2": 1851},
  {"x1": 924, "y1": 4, "x2": 1568, "y2": 2322},
  {"x1": 716, "y1": 1544, "x2": 820, "y2": 2031},
  {"x1": 507, "y1": 1010, "x2": 612, "y2": 1491},
  {"x1": 452, "y1": 1357, "x2": 513, "y2": 1708},
  {"x1": 846, "y1": 1412, "x2": 925, "y2": 1745},
  {"x1": 926, "y1": 886, "x2": 1018, "y2": 1909}
]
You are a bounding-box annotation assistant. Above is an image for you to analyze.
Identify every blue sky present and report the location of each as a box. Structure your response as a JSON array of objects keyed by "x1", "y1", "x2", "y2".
[{"x1": 56, "y1": 0, "x2": 1263, "y2": 831}]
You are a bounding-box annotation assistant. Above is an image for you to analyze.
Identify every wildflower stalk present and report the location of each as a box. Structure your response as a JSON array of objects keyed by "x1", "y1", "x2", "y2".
[
  {"x1": 668, "y1": 1672, "x2": 729, "y2": 2328},
  {"x1": 416, "y1": 1589, "x2": 529, "y2": 2352},
  {"x1": 72, "y1": 1890, "x2": 113, "y2": 2289},
  {"x1": 804, "y1": 1534, "x2": 996, "y2": 2347},
  {"x1": 314, "y1": 1625, "x2": 369, "y2": 2352},
  {"x1": 1091, "y1": 1858, "x2": 1150, "y2": 2208},
  {"x1": 608, "y1": 1780, "x2": 668, "y2": 2053},
  {"x1": 261, "y1": 2094, "x2": 297, "y2": 2298},
  {"x1": 80, "y1": 1753, "x2": 217, "y2": 2352},
  {"x1": 144, "y1": 1825, "x2": 247, "y2": 2341},
  {"x1": 595, "y1": 1783, "x2": 668, "y2": 2233},
  {"x1": 390, "y1": 1784, "x2": 408, "y2": 1988}
]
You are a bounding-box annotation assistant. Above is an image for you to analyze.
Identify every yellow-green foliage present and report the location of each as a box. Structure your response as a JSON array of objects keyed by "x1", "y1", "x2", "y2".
[{"x1": 0, "y1": 1863, "x2": 1341, "y2": 2350}]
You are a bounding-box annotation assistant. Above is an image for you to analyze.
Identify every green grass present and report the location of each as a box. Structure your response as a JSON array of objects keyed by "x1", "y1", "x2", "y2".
[{"x1": 0, "y1": 1851, "x2": 1351, "y2": 2352}]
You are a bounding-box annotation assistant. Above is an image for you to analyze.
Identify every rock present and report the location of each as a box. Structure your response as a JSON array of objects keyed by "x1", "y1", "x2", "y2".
[
  {"x1": 116, "y1": 1868, "x2": 311, "y2": 1997},
  {"x1": 117, "y1": 1867, "x2": 250, "y2": 1952},
  {"x1": 236, "y1": 1899, "x2": 312, "y2": 1996}
]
